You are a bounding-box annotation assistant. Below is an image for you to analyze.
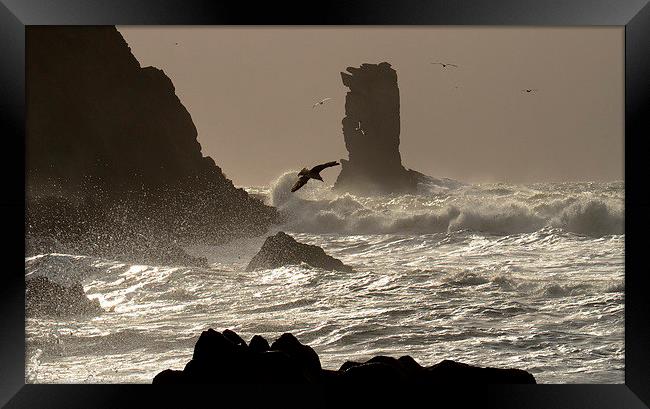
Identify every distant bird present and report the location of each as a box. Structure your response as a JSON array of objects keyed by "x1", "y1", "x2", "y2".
[
  {"x1": 431, "y1": 62, "x2": 458, "y2": 68},
  {"x1": 522, "y1": 89, "x2": 538, "y2": 93},
  {"x1": 312, "y1": 97, "x2": 332, "y2": 108},
  {"x1": 355, "y1": 121, "x2": 365, "y2": 135},
  {"x1": 175, "y1": 42, "x2": 179, "y2": 46},
  {"x1": 291, "y1": 161, "x2": 340, "y2": 192}
]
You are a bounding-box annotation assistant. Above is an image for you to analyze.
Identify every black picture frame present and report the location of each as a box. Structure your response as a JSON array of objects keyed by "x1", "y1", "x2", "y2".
[{"x1": 1, "y1": 0, "x2": 649, "y2": 407}]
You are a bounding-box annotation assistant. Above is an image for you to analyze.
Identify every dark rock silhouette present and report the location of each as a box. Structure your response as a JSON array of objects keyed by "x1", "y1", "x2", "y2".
[
  {"x1": 245, "y1": 232, "x2": 354, "y2": 272},
  {"x1": 248, "y1": 335, "x2": 271, "y2": 353},
  {"x1": 333, "y1": 62, "x2": 427, "y2": 195},
  {"x1": 340, "y1": 356, "x2": 536, "y2": 384},
  {"x1": 26, "y1": 276, "x2": 102, "y2": 317},
  {"x1": 152, "y1": 328, "x2": 537, "y2": 384},
  {"x1": 270, "y1": 333, "x2": 322, "y2": 381},
  {"x1": 25, "y1": 26, "x2": 279, "y2": 264}
]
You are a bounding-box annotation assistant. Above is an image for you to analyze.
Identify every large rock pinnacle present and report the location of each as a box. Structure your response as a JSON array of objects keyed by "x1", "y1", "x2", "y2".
[{"x1": 334, "y1": 62, "x2": 425, "y2": 195}]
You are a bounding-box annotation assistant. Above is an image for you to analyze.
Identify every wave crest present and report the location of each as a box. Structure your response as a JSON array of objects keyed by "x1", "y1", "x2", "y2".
[
  {"x1": 551, "y1": 199, "x2": 624, "y2": 237},
  {"x1": 266, "y1": 172, "x2": 623, "y2": 237}
]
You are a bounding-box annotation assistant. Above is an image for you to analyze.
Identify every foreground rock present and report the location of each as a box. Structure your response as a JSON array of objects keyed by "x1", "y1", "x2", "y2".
[
  {"x1": 246, "y1": 232, "x2": 354, "y2": 272},
  {"x1": 26, "y1": 276, "x2": 102, "y2": 317},
  {"x1": 153, "y1": 328, "x2": 536, "y2": 384},
  {"x1": 26, "y1": 26, "x2": 279, "y2": 264}
]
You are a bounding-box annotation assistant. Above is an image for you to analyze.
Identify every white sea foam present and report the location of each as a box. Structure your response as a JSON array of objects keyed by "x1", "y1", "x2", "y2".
[
  {"x1": 25, "y1": 178, "x2": 624, "y2": 384},
  {"x1": 267, "y1": 171, "x2": 623, "y2": 237}
]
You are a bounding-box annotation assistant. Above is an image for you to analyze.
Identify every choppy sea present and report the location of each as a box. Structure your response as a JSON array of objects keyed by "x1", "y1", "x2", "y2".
[{"x1": 26, "y1": 174, "x2": 624, "y2": 383}]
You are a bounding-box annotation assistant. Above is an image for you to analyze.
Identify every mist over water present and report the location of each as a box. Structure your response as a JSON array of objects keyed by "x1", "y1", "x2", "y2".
[{"x1": 26, "y1": 178, "x2": 624, "y2": 384}]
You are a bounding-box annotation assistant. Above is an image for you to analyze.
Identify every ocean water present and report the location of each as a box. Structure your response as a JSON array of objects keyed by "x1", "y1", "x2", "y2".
[{"x1": 25, "y1": 174, "x2": 624, "y2": 383}]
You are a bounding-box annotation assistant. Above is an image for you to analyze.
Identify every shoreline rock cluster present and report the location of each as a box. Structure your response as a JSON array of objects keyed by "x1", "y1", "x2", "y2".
[{"x1": 153, "y1": 328, "x2": 536, "y2": 384}]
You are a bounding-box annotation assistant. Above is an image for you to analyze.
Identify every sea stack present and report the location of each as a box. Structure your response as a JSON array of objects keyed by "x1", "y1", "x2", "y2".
[{"x1": 334, "y1": 62, "x2": 427, "y2": 195}]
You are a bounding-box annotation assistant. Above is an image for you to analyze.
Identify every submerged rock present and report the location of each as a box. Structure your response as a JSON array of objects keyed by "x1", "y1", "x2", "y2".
[
  {"x1": 26, "y1": 26, "x2": 279, "y2": 264},
  {"x1": 245, "y1": 232, "x2": 354, "y2": 272},
  {"x1": 152, "y1": 328, "x2": 537, "y2": 384},
  {"x1": 26, "y1": 276, "x2": 102, "y2": 317}
]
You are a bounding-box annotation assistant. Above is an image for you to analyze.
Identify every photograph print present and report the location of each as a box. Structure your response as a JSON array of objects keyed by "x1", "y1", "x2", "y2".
[{"x1": 25, "y1": 26, "x2": 624, "y2": 384}]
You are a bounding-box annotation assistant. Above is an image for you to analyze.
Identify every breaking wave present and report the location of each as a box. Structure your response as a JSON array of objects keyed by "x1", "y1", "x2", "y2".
[{"x1": 266, "y1": 171, "x2": 624, "y2": 238}]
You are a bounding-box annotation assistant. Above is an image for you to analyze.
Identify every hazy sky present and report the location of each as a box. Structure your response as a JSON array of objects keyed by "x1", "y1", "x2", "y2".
[{"x1": 118, "y1": 27, "x2": 623, "y2": 187}]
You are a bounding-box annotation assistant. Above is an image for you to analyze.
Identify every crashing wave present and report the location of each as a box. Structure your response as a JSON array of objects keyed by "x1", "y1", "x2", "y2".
[{"x1": 265, "y1": 171, "x2": 624, "y2": 238}]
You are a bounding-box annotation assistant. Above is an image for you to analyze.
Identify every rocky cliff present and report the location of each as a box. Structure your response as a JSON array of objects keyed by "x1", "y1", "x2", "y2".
[
  {"x1": 26, "y1": 26, "x2": 279, "y2": 262},
  {"x1": 333, "y1": 62, "x2": 427, "y2": 195}
]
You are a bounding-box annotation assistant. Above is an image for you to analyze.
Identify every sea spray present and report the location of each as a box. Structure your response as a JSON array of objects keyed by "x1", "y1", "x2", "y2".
[
  {"x1": 26, "y1": 178, "x2": 624, "y2": 384},
  {"x1": 266, "y1": 171, "x2": 623, "y2": 237}
]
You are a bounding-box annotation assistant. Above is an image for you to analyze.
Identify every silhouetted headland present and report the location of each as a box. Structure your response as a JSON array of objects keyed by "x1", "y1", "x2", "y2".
[
  {"x1": 25, "y1": 26, "x2": 279, "y2": 264},
  {"x1": 153, "y1": 328, "x2": 536, "y2": 384}
]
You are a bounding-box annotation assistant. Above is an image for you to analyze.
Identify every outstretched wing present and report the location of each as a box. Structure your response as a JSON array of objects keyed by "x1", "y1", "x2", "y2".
[
  {"x1": 310, "y1": 161, "x2": 340, "y2": 174},
  {"x1": 291, "y1": 175, "x2": 310, "y2": 192}
]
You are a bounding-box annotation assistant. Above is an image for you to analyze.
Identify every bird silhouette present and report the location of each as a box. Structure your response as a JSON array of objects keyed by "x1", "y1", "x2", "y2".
[
  {"x1": 355, "y1": 121, "x2": 365, "y2": 135},
  {"x1": 522, "y1": 89, "x2": 538, "y2": 93},
  {"x1": 291, "y1": 161, "x2": 340, "y2": 192},
  {"x1": 431, "y1": 62, "x2": 458, "y2": 68},
  {"x1": 312, "y1": 97, "x2": 332, "y2": 108}
]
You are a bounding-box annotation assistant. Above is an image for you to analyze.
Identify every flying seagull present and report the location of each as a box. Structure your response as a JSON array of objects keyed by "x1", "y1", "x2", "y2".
[
  {"x1": 291, "y1": 161, "x2": 340, "y2": 192},
  {"x1": 312, "y1": 97, "x2": 332, "y2": 108},
  {"x1": 522, "y1": 89, "x2": 538, "y2": 93},
  {"x1": 355, "y1": 121, "x2": 365, "y2": 135},
  {"x1": 431, "y1": 62, "x2": 458, "y2": 68}
]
